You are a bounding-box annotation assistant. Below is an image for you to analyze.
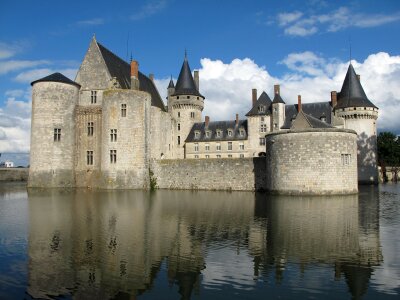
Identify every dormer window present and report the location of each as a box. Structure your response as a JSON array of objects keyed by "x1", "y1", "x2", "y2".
[
  {"x1": 227, "y1": 129, "x2": 233, "y2": 137},
  {"x1": 320, "y1": 116, "x2": 326, "y2": 122},
  {"x1": 216, "y1": 130, "x2": 222, "y2": 138},
  {"x1": 194, "y1": 131, "x2": 200, "y2": 139},
  {"x1": 258, "y1": 105, "x2": 265, "y2": 113},
  {"x1": 261, "y1": 117, "x2": 265, "y2": 123},
  {"x1": 239, "y1": 128, "x2": 245, "y2": 136},
  {"x1": 205, "y1": 131, "x2": 211, "y2": 138}
]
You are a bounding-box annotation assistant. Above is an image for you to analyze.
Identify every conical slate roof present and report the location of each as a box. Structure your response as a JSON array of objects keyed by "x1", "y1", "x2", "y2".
[
  {"x1": 173, "y1": 57, "x2": 204, "y2": 98},
  {"x1": 246, "y1": 91, "x2": 272, "y2": 116},
  {"x1": 168, "y1": 77, "x2": 175, "y2": 88},
  {"x1": 272, "y1": 93, "x2": 285, "y2": 104},
  {"x1": 31, "y1": 72, "x2": 81, "y2": 87},
  {"x1": 336, "y1": 64, "x2": 377, "y2": 109}
]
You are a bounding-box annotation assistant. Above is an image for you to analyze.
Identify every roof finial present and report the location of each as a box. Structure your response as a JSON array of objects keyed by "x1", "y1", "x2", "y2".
[{"x1": 184, "y1": 48, "x2": 187, "y2": 60}]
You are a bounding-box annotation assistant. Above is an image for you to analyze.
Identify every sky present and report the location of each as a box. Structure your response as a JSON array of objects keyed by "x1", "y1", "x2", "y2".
[{"x1": 1, "y1": 0, "x2": 400, "y2": 163}]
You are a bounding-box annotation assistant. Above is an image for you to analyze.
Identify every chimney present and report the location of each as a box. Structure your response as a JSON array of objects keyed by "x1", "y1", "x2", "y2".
[
  {"x1": 357, "y1": 74, "x2": 360, "y2": 81},
  {"x1": 331, "y1": 91, "x2": 337, "y2": 108},
  {"x1": 194, "y1": 70, "x2": 199, "y2": 91},
  {"x1": 205, "y1": 116, "x2": 210, "y2": 127},
  {"x1": 274, "y1": 84, "x2": 280, "y2": 95},
  {"x1": 252, "y1": 88, "x2": 257, "y2": 107},
  {"x1": 149, "y1": 73, "x2": 154, "y2": 82},
  {"x1": 130, "y1": 60, "x2": 140, "y2": 90},
  {"x1": 297, "y1": 95, "x2": 302, "y2": 112},
  {"x1": 235, "y1": 113, "x2": 239, "y2": 126}
]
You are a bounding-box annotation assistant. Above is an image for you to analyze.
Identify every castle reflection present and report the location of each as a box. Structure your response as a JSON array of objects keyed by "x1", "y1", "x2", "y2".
[{"x1": 27, "y1": 188, "x2": 382, "y2": 299}]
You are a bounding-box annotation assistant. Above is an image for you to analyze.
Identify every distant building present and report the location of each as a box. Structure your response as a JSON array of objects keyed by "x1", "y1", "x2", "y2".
[{"x1": 0, "y1": 161, "x2": 14, "y2": 168}]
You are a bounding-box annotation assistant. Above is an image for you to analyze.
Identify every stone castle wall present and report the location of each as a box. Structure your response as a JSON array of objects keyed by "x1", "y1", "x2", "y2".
[
  {"x1": 265, "y1": 129, "x2": 358, "y2": 195},
  {"x1": 151, "y1": 158, "x2": 267, "y2": 191}
]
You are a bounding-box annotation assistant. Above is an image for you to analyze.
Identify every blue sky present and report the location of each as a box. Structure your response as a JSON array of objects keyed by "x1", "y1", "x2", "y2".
[{"x1": 1, "y1": 0, "x2": 400, "y2": 161}]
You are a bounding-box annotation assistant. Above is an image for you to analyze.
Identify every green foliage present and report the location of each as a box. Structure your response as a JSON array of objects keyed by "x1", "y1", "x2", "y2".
[
  {"x1": 149, "y1": 168, "x2": 157, "y2": 191},
  {"x1": 377, "y1": 132, "x2": 400, "y2": 167}
]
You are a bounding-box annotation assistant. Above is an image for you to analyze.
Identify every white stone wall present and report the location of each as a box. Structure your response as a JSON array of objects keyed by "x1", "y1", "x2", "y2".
[
  {"x1": 265, "y1": 129, "x2": 358, "y2": 195},
  {"x1": 247, "y1": 116, "x2": 270, "y2": 156},
  {"x1": 29, "y1": 82, "x2": 79, "y2": 187}
]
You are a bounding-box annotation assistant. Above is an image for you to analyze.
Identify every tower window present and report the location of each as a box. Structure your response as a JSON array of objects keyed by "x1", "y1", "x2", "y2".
[
  {"x1": 87, "y1": 151, "x2": 93, "y2": 165},
  {"x1": 54, "y1": 128, "x2": 61, "y2": 141},
  {"x1": 341, "y1": 154, "x2": 351, "y2": 165},
  {"x1": 177, "y1": 96, "x2": 180, "y2": 99},
  {"x1": 110, "y1": 150, "x2": 117, "y2": 164},
  {"x1": 178, "y1": 136, "x2": 181, "y2": 145},
  {"x1": 260, "y1": 124, "x2": 267, "y2": 132},
  {"x1": 187, "y1": 96, "x2": 190, "y2": 99},
  {"x1": 87, "y1": 122, "x2": 94, "y2": 136},
  {"x1": 259, "y1": 138, "x2": 266, "y2": 146},
  {"x1": 228, "y1": 142, "x2": 232, "y2": 151},
  {"x1": 178, "y1": 123, "x2": 180, "y2": 131},
  {"x1": 190, "y1": 112, "x2": 195, "y2": 118},
  {"x1": 91, "y1": 91, "x2": 97, "y2": 104},
  {"x1": 110, "y1": 129, "x2": 117, "y2": 142},
  {"x1": 121, "y1": 104, "x2": 127, "y2": 117},
  {"x1": 178, "y1": 112, "x2": 181, "y2": 118}
]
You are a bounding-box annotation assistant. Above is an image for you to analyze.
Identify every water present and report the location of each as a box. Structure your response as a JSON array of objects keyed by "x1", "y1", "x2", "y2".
[{"x1": 0, "y1": 183, "x2": 399, "y2": 299}]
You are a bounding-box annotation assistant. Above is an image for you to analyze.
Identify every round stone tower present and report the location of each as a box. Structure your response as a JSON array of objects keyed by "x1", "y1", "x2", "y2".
[
  {"x1": 29, "y1": 73, "x2": 80, "y2": 187},
  {"x1": 168, "y1": 55, "x2": 204, "y2": 158},
  {"x1": 334, "y1": 64, "x2": 379, "y2": 184}
]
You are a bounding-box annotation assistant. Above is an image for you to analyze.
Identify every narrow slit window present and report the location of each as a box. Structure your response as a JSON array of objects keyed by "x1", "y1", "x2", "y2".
[
  {"x1": 91, "y1": 91, "x2": 97, "y2": 104},
  {"x1": 121, "y1": 104, "x2": 127, "y2": 117},
  {"x1": 54, "y1": 128, "x2": 61, "y2": 141},
  {"x1": 87, "y1": 122, "x2": 94, "y2": 136},
  {"x1": 110, "y1": 129, "x2": 117, "y2": 142},
  {"x1": 110, "y1": 150, "x2": 117, "y2": 164},
  {"x1": 86, "y1": 150, "x2": 93, "y2": 165}
]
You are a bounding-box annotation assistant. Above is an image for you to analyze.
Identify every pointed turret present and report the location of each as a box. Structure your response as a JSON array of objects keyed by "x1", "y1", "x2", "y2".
[
  {"x1": 271, "y1": 84, "x2": 285, "y2": 131},
  {"x1": 173, "y1": 56, "x2": 204, "y2": 98},
  {"x1": 168, "y1": 77, "x2": 175, "y2": 88},
  {"x1": 336, "y1": 64, "x2": 377, "y2": 109}
]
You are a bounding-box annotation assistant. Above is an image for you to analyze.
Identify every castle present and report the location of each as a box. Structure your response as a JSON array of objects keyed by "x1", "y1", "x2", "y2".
[{"x1": 28, "y1": 37, "x2": 379, "y2": 193}]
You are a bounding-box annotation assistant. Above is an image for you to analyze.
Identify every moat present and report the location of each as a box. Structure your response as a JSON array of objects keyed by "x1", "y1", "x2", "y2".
[{"x1": 0, "y1": 183, "x2": 399, "y2": 299}]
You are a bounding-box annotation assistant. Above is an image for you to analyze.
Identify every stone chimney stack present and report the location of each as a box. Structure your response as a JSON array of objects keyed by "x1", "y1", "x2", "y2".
[
  {"x1": 205, "y1": 116, "x2": 210, "y2": 127},
  {"x1": 298, "y1": 95, "x2": 302, "y2": 112},
  {"x1": 149, "y1": 73, "x2": 154, "y2": 82},
  {"x1": 194, "y1": 70, "x2": 199, "y2": 91},
  {"x1": 130, "y1": 60, "x2": 140, "y2": 90},
  {"x1": 274, "y1": 84, "x2": 280, "y2": 95},
  {"x1": 357, "y1": 74, "x2": 361, "y2": 81},
  {"x1": 331, "y1": 91, "x2": 337, "y2": 108},
  {"x1": 235, "y1": 113, "x2": 239, "y2": 126},
  {"x1": 252, "y1": 88, "x2": 257, "y2": 107}
]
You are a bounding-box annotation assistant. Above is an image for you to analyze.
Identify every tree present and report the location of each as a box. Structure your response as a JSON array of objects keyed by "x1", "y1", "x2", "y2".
[{"x1": 377, "y1": 132, "x2": 400, "y2": 182}]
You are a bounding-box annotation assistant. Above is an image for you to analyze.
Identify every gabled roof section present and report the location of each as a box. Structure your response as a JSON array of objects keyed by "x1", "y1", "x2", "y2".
[
  {"x1": 173, "y1": 57, "x2": 204, "y2": 98},
  {"x1": 246, "y1": 91, "x2": 272, "y2": 116},
  {"x1": 31, "y1": 72, "x2": 81, "y2": 87},
  {"x1": 282, "y1": 102, "x2": 333, "y2": 129},
  {"x1": 272, "y1": 93, "x2": 285, "y2": 104},
  {"x1": 286, "y1": 110, "x2": 333, "y2": 130},
  {"x1": 96, "y1": 40, "x2": 166, "y2": 111},
  {"x1": 186, "y1": 120, "x2": 248, "y2": 143},
  {"x1": 336, "y1": 64, "x2": 377, "y2": 109}
]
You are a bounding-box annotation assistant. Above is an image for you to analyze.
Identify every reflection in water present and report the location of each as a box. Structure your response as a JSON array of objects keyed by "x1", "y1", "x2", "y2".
[{"x1": 26, "y1": 189, "x2": 382, "y2": 299}]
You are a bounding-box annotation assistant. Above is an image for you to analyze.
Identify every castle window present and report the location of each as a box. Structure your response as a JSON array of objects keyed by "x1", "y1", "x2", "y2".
[
  {"x1": 194, "y1": 131, "x2": 200, "y2": 139},
  {"x1": 190, "y1": 112, "x2": 195, "y2": 118},
  {"x1": 110, "y1": 150, "x2": 117, "y2": 164},
  {"x1": 341, "y1": 154, "x2": 351, "y2": 165},
  {"x1": 205, "y1": 155, "x2": 209, "y2": 158},
  {"x1": 87, "y1": 151, "x2": 93, "y2": 165},
  {"x1": 259, "y1": 138, "x2": 266, "y2": 146},
  {"x1": 87, "y1": 122, "x2": 94, "y2": 136},
  {"x1": 227, "y1": 130, "x2": 233, "y2": 137},
  {"x1": 240, "y1": 154, "x2": 244, "y2": 158},
  {"x1": 178, "y1": 123, "x2": 180, "y2": 131},
  {"x1": 197, "y1": 97, "x2": 199, "y2": 100},
  {"x1": 260, "y1": 124, "x2": 267, "y2": 133},
  {"x1": 194, "y1": 143, "x2": 199, "y2": 152},
  {"x1": 239, "y1": 143, "x2": 244, "y2": 150},
  {"x1": 320, "y1": 116, "x2": 326, "y2": 122},
  {"x1": 216, "y1": 143, "x2": 221, "y2": 151},
  {"x1": 258, "y1": 105, "x2": 265, "y2": 113},
  {"x1": 228, "y1": 142, "x2": 232, "y2": 151},
  {"x1": 91, "y1": 91, "x2": 97, "y2": 104},
  {"x1": 178, "y1": 136, "x2": 181, "y2": 145},
  {"x1": 121, "y1": 104, "x2": 127, "y2": 117},
  {"x1": 228, "y1": 154, "x2": 232, "y2": 158},
  {"x1": 110, "y1": 129, "x2": 117, "y2": 142},
  {"x1": 205, "y1": 144, "x2": 210, "y2": 151},
  {"x1": 195, "y1": 155, "x2": 199, "y2": 159},
  {"x1": 187, "y1": 96, "x2": 190, "y2": 99},
  {"x1": 205, "y1": 131, "x2": 211, "y2": 138},
  {"x1": 261, "y1": 117, "x2": 265, "y2": 123},
  {"x1": 54, "y1": 128, "x2": 61, "y2": 142},
  {"x1": 274, "y1": 107, "x2": 277, "y2": 112},
  {"x1": 177, "y1": 96, "x2": 179, "y2": 99},
  {"x1": 178, "y1": 112, "x2": 180, "y2": 118},
  {"x1": 274, "y1": 123, "x2": 278, "y2": 129},
  {"x1": 239, "y1": 129, "x2": 245, "y2": 136},
  {"x1": 217, "y1": 155, "x2": 221, "y2": 158},
  {"x1": 216, "y1": 130, "x2": 222, "y2": 138}
]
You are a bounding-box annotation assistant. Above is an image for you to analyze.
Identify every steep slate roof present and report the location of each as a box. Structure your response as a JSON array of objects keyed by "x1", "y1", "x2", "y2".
[
  {"x1": 246, "y1": 91, "x2": 272, "y2": 116},
  {"x1": 96, "y1": 41, "x2": 166, "y2": 111},
  {"x1": 286, "y1": 110, "x2": 333, "y2": 129},
  {"x1": 272, "y1": 93, "x2": 285, "y2": 104},
  {"x1": 168, "y1": 77, "x2": 175, "y2": 88},
  {"x1": 186, "y1": 120, "x2": 247, "y2": 143},
  {"x1": 31, "y1": 72, "x2": 81, "y2": 87},
  {"x1": 336, "y1": 64, "x2": 377, "y2": 109},
  {"x1": 282, "y1": 102, "x2": 333, "y2": 129},
  {"x1": 173, "y1": 57, "x2": 204, "y2": 98}
]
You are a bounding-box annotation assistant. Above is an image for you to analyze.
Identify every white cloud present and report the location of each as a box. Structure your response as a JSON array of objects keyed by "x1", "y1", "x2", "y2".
[
  {"x1": 131, "y1": 0, "x2": 167, "y2": 20},
  {"x1": 0, "y1": 60, "x2": 50, "y2": 75},
  {"x1": 277, "y1": 7, "x2": 400, "y2": 36},
  {"x1": 0, "y1": 41, "x2": 28, "y2": 60},
  {"x1": 14, "y1": 67, "x2": 77, "y2": 83}
]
